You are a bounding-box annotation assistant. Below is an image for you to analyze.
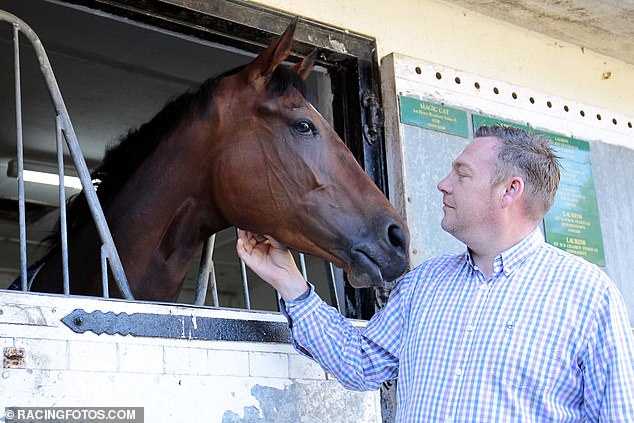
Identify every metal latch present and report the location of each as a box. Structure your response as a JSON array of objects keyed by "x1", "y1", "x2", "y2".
[{"x1": 362, "y1": 90, "x2": 384, "y2": 145}]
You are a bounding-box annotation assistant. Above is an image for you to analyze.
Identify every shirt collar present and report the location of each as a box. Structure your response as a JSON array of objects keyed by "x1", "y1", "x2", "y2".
[{"x1": 465, "y1": 228, "x2": 545, "y2": 277}]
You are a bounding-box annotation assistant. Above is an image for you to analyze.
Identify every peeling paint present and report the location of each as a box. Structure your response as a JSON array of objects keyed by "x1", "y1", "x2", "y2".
[
  {"x1": 328, "y1": 36, "x2": 347, "y2": 54},
  {"x1": 0, "y1": 303, "x2": 54, "y2": 326},
  {"x1": 222, "y1": 381, "x2": 377, "y2": 423}
]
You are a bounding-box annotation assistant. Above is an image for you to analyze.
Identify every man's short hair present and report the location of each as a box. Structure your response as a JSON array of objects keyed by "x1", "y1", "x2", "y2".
[{"x1": 475, "y1": 124, "x2": 561, "y2": 220}]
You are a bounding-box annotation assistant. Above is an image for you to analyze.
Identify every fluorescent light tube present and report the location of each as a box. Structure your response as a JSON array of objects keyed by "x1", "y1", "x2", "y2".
[
  {"x1": 7, "y1": 159, "x2": 84, "y2": 190},
  {"x1": 22, "y1": 169, "x2": 82, "y2": 190}
]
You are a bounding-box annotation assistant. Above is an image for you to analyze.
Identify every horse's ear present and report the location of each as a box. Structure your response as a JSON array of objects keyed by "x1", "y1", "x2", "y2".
[
  {"x1": 292, "y1": 49, "x2": 318, "y2": 80},
  {"x1": 243, "y1": 18, "x2": 298, "y2": 82}
]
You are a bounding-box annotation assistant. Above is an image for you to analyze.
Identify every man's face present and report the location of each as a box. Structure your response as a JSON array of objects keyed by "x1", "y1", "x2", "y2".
[{"x1": 437, "y1": 137, "x2": 502, "y2": 245}]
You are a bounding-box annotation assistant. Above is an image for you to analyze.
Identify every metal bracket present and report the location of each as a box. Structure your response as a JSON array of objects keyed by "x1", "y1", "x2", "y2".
[
  {"x1": 362, "y1": 90, "x2": 384, "y2": 145},
  {"x1": 61, "y1": 309, "x2": 290, "y2": 343}
]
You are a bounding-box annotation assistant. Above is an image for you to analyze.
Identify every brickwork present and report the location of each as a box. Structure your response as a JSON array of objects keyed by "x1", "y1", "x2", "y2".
[{"x1": 0, "y1": 292, "x2": 380, "y2": 422}]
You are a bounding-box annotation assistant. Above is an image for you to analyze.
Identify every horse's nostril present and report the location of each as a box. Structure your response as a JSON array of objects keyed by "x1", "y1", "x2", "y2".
[{"x1": 387, "y1": 223, "x2": 407, "y2": 251}]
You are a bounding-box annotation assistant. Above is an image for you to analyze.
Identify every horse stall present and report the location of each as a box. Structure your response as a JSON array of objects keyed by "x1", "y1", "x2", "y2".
[
  {"x1": 0, "y1": 1, "x2": 398, "y2": 421},
  {"x1": 2, "y1": 1, "x2": 634, "y2": 423}
]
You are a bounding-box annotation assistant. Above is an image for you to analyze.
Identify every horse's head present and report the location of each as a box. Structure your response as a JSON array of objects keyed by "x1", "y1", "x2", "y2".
[{"x1": 208, "y1": 19, "x2": 410, "y2": 288}]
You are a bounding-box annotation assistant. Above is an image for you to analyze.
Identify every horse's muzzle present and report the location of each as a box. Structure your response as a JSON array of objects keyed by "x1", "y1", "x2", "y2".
[{"x1": 347, "y1": 222, "x2": 410, "y2": 288}]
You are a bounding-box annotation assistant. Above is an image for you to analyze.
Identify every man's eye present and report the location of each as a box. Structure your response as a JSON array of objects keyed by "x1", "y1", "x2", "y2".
[{"x1": 292, "y1": 120, "x2": 318, "y2": 136}]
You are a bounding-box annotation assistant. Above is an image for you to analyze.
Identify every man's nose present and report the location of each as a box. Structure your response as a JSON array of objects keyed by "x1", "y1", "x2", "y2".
[{"x1": 437, "y1": 175, "x2": 451, "y2": 193}]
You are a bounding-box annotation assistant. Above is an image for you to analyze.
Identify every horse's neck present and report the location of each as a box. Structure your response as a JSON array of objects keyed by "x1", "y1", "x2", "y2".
[{"x1": 100, "y1": 122, "x2": 227, "y2": 300}]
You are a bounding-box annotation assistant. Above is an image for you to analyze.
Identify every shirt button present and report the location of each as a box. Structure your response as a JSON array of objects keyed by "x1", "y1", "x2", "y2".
[
  {"x1": 455, "y1": 367, "x2": 463, "y2": 376},
  {"x1": 466, "y1": 324, "x2": 475, "y2": 332},
  {"x1": 479, "y1": 283, "x2": 489, "y2": 290}
]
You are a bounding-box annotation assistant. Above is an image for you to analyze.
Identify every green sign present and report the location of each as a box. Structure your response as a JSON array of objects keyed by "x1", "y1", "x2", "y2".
[
  {"x1": 399, "y1": 96, "x2": 469, "y2": 138},
  {"x1": 472, "y1": 115, "x2": 606, "y2": 266}
]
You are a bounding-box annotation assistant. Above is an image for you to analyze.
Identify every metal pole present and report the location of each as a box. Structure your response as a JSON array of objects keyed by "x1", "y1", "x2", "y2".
[
  {"x1": 56, "y1": 116, "x2": 70, "y2": 295},
  {"x1": 1, "y1": 10, "x2": 133, "y2": 299},
  {"x1": 101, "y1": 245, "x2": 109, "y2": 298},
  {"x1": 195, "y1": 234, "x2": 216, "y2": 306},
  {"x1": 298, "y1": 252, "x2": 308, "y2": 279},
  {"x1": 326, "y1": 262, "x2": 342, "y2": 314},
  {"x1": 208, "y1": 262, "x2": 219, "y2": 307},
  {"x1": 13, "y1": 24, "x2": 27, "y2": 292},
  {"x1": 236, "y1": 229, "x2": 251, "y2": 309}
]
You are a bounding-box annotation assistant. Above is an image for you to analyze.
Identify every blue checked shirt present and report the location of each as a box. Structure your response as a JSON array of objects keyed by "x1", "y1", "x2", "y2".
[{"x1": 284, "y1": 229, "x2": 634, "y2": 422}]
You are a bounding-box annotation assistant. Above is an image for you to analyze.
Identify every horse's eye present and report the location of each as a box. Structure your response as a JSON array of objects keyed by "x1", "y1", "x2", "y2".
[{"x1": 292, "y1": 120, "x2": 318, "y2": 137}]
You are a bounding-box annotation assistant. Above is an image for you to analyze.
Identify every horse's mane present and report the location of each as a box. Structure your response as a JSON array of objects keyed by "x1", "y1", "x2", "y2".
[{"x1": 43, "y1": 65, "x2": 308, "y2": 253}]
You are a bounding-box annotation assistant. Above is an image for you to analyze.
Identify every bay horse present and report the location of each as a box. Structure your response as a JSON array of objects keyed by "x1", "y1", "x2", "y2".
[{"x1": 20, "y1": 19, "x2": 410, "y2": 301}]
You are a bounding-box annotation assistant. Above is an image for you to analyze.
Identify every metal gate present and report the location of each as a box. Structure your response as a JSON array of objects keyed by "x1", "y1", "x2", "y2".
[{"x1": 0, "y1": 8, "x2": 343, "y2": 312}]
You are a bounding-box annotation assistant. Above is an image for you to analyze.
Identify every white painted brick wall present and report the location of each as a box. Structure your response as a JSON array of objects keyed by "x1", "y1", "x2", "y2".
[
  {"x1": 289, "y1": 353, "x2": 327, "y2": 380},
  {"x1": 207, "y1": 348, "x2": 249, "y2": 376},
  {"x1": 1, "y1": 336, "x2": 13, "y2": 349},
  {"x1": 118, "y1": 343, "x2": 164, "y2": 374},
  {"x1": 68, "y1": 340, "x2": 117, "y2": 372},
  {"x1": 249, "y1": 351, "x2": 288, "y2": 378},
  {"x1": 163, "y1": 345, "x2": 207, "y2": 375},
  {"x1": 0, "y1": 292, "x2": 383, "y2": 422},
  {"x1": 15, "y1": 337, "x2": 68, "y2": 370}
]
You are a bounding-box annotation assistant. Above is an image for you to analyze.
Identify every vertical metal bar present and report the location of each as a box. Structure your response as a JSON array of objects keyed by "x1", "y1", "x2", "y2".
[
  {"x1": 61, "y1": 114, "x2": 132, "y2": 298},
  {"x1": 56, "y1": 116, "x2": 70, "y2": 295},
  {"x1": 208, "y1": 263, "x2": 219, "y2": 307},
  {"x1": 13, "y1": 25, "x2": 27, "y2": 292},
  {"x1": 101, "y1": 245, "x2": 109, "y2": 298},
  {"x1": 239, "y1": 259, "x2": 251, "y2": 309},
  {"x1": 298, "y1": 252, "x2": 308, "y2": 279},
  {"x1": 195, "y1": 234, "x2": 215, "y2": 306},
  {"x1": 326, "y1": 262, "x2": 342, "y2": 313},
  {"x1": 236, "y1": 229, "x2": 251, "y2": 309}
]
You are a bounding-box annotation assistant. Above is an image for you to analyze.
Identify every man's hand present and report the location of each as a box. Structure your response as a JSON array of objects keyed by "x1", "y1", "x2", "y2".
[{"x1": 236, "y1": 230, "x2": 309, "y2": 301}]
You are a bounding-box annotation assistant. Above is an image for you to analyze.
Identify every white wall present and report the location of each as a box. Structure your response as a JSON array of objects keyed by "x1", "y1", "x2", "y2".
[
  {"x1": 253, "y1": 0, "x2": 634, "y2": 119},
  {"x1": 0, "y1": 292, "x2": 380, "y2": 422}
]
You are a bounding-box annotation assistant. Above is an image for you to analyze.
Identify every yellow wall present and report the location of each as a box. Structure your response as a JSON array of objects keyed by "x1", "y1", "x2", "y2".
[{"x1": 253, "y1": 0, "x2": 634, "y2": 117}]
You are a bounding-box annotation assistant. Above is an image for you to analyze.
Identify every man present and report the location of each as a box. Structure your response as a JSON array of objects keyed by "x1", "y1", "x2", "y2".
[{"x1": 237, "y1": 125, "x2": 634, "y2": 421}]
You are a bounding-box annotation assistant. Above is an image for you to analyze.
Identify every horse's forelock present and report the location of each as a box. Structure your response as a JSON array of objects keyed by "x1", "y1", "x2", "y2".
[{"x1": 267, "y1": 66, "x2": 308, "y2": 98}]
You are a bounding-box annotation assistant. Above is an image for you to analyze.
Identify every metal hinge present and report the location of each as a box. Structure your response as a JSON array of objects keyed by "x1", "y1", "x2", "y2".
[
  {"x1": 61, "y1": 309, "x2": 290, "y2": 343},
  {"x1": 362, "y1": 90, "x2": 384, "y2": 145}
]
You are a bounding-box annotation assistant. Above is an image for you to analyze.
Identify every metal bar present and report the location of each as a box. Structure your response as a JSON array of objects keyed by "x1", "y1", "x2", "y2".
[
  {"x1": 298, "y1": 252, "x2": 308, "y2": 280},
  {"x1": 13, "y1": 24, "x2": 27, "y2": 292},
  {"x1": 0, "y1": 10, "x2": 133, "y2": 300},
  {"x1": 208, "y1": 262, "x2": 219, "y2": 307},
  {"x1": 236, "y1": 229, "x2": 251, "y2": 309},
  {"x1": 56, "y1": 116, "x2": 70, "y2": 295},
  {"x1": 62, "y1": 309, "x2": 291, "y2": 343},
  {"x1": 101, "y1": 245, "x2": 109, "y2": 299},
  {"x1": 326, "y1": 262, "x2": 342, "y2": 314},
  {"x1": 194, "y1": 234, "x2": 215, "y2": 306}
]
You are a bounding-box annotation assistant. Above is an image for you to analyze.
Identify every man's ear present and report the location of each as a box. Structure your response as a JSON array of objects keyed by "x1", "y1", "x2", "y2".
[{"x1": 500, "y1": 177, "x2": 524, "y2": 208}]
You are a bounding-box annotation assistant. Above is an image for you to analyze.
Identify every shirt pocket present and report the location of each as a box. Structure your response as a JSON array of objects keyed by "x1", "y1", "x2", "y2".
[{"x1": 489, "y1": 319, "x2": 564, "y2": 391}]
